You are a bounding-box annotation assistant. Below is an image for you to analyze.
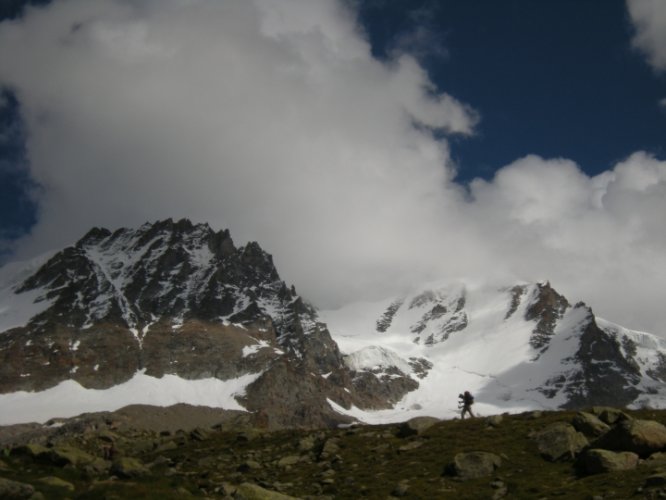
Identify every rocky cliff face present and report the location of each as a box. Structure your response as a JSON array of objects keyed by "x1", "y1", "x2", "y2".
[{"x1": 0, "y1": 219, "x2": 418, "y2": 428}]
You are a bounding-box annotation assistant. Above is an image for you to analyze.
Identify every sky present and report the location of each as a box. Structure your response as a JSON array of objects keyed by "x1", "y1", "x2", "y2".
[{"x1": 0, "y1": 0, "x2": 664, "y2": 335}]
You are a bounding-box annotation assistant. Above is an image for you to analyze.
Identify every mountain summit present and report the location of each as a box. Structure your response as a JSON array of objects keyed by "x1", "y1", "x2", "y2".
[
  {"x1": 1, "y1": 219, "x2": 665, "y2": 427},
  {"x1": 0, "y1": 219, "x2": 419, "y2": 427},
  {"x1": 322, "y1": 281, "x2": 666, "y2": 422}
]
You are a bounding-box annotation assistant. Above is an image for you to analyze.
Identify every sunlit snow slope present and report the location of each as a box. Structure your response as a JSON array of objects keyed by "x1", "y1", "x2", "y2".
[
  {"x1": 321, "y1": 281, "x2": 666, "y2": 424},
  {"x1": 0, "y1": 371, "x2": 262, "y2": 425}
]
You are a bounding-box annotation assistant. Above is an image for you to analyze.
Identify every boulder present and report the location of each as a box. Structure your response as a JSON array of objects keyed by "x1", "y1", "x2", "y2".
[
  {"x1": 83, "y1": 458, "x2": 112, "y2": 477},
  {"x1": 319, "y1": 438, "x2": 340, "y2": 460},
  {"x1": 398, "y1": 440, "x2": 424, "y2": 452},
  {"x1": 320, "y1": 468, "x2": 335, "y2": 479},
  {"x1": 485, "y1": 415, "x2": 503, "y2": 428},
  {"x1": 197, "y1": 456, "x2": 217, "y2": 468},
  {"x1": 645, "y1": 472, "x2": 666, "y2": 488},
  {"x1": 391, "y1": 480, "x2": 410, "y2": 497},
  {"x1": 0, "y1": 477, "x2": 35, "y2": 499},
  {"x1": 189, "y1": 427, "x2": 211, "y2": 442},
  {"x1": 97, "y1": 429, "x2": 118, "y2": 443},
  {"x1": 298, "y1": 435, "x2": 316, "y2": 452},
  {"x1": 445, "y1": 451, "x2": 502, "y2": 480},
  {"x1": 592, "y1": 419, "x2": 666, "y2": 457},
  {"x1": 11, "y1": 443, "x2": 49, "y2": 460},
  {"x1": 48, "y1": 445, "x2": 95, "y2": 467},
  {"x1": 590, "y1": 407, "x2": 631, "y2": 425},
  {"x1": 397, "y1": 416, "x2": 440, "y2": 437},
  {"x1": 155, "y1": 440, "x2": 178, "y2": 453},
  {"x1": 572, "y1": 412, "x2": 611, "y2": 437},
  {"x1": 534, "y1": 423, "x2": 588, "y2": 461},
  {"x1": 577, "y1": 449, "x2": 639, "y2": 475},
  {"x1": 236, "y1": 429, "x2": 263, "y2": 442},
  {"x1": 645, "y1": 452, "x2": 666, "y2": 466},
  {"x1": 277, "y1": 455, "x2": 300, "y2": 467},
  {"x1": 38, "y1": 476, "x2": 75, "y2": 492},
  {"x1": 125, "y1": 438, "x2": 157, "y2": 455},
  {"x1": 111, "y1": 457, "x2": 151, "y2": 478},
  {"x1": 238, "y1": 460, "x2": 262, "y2": 472},
  {"x1": 233, "y1": 482, "x2": 300, "y2": 499}
]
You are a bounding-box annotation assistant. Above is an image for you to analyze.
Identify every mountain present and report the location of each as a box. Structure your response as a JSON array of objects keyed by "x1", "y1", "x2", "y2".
[
  {"x1": 321, "y1": 281, "x2": 666, "y2": 423},
  {"x1": 1, "y1": 219, "x2": 665, "y2": 428},
  {"x1": 0, "y1": 219, "x2": 420, "y2": 428}
]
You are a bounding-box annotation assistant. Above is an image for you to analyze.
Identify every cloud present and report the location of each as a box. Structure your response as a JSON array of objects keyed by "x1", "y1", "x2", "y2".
[
  {"x1": 659, "y1": 97, "x2": 666, "y2": 110},
  {"x1": 0, "y1": 0, "x2": 665, "y2": 335},
  {"x1": 627, "y1": 0, "x2": 666, "y2": 72},
  {"x1": 468, "y1": 152, "x2": 666, "y2": 334},
  {"x1": 0, "y1": 0, "x2": 476, "y2": 298}
]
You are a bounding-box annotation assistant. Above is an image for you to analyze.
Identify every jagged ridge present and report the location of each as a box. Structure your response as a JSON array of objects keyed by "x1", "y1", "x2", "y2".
[
  {"x1": 323, "y1": 281, "x2": 666, "y2": 415},
  {"x1": 0, "y1": 219, "x2": 421, "y2": 428}
]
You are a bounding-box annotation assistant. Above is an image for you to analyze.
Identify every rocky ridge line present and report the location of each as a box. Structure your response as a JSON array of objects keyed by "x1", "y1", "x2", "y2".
[{"x1": 0, "y1": 219, "x2": 423, "y2": 428}]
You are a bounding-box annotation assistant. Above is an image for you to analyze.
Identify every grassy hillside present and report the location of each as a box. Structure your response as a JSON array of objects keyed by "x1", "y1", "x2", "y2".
[{"x1": 2, "y1": 407, "x2": 666, "y2": 499}]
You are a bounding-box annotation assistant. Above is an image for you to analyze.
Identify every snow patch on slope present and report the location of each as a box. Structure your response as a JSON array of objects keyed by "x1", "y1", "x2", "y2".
[
  {"x1": 321, "y1": 281, "x2": 581, "y2": 423},
  {"x1": 0, "y1": 370, "x2": 263, "y2": 425},
  {"x1": 0, "y1": 251, "x2": 57, "y2": 332},
  {"x1": 242, "y1": 339, "x2": 270, "y2": 357},
  {"x1": 344, "y1": 346, "x2": 414, "y2": 376}
]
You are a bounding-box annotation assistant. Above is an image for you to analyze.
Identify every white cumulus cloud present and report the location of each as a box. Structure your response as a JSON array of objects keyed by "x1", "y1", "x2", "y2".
[
  {"x1": 627, "y1": 0, "x2": 666, "y2": 72},
  {"x1": 468, "y1": 152, "x2": 666, "y2": 334},
  {"x1": 0, "y1": 0, "x2": 665, "y2": 336},
  {"x1": 0, "y1": 0, "x2": 476, "y2": 302}
]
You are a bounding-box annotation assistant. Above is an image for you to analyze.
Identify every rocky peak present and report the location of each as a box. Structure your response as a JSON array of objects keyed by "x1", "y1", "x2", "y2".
[
  {"x1": 1, "y1": 220, "x2": 313, "y2": 383},
  {"x1": 76, "y1": 227, "x2": 112, "y2": 246},
  {"x1": 504, "y1": 281, "x2": 580, "y2": 359},
  {"x1": 14, "y1": 219, "x2": 292, "y2": 331},
  {"x1": 0, "y1": 221, "x2": 421, "y2": 427},
  {"x1": 372, "y1": 285, "x2": 468, "y2": 345},
  {"x1": 562, "y1": 304, "x2": 642, "y2": 408},
  {"x1": 353, "y1": 280, "x2": 666, "y2": 412}
]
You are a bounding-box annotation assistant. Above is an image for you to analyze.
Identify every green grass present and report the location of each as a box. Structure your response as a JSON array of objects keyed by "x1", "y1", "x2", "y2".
[{"x1": 2, "y1": 409, "x2": 666, "y2": 498}]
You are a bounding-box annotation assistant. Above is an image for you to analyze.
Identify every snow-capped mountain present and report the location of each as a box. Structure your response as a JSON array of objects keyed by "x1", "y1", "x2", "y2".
[
  {"x1": 321, "y1": 281, "x2": 666, "y2": 423},
  {"x1": 1, "y1": 219, "x2": 665, "y2": 428},
  {"x1": 0, "y1": 219, "x2": 417, "y2": 427}
]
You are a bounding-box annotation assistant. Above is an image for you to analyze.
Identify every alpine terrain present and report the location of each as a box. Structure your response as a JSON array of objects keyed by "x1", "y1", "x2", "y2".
[
  {"x1": 321, "y1": 281, "x2": 666, "y2": 423},
  {"x1": 0, "y1": 219, "x2": 665, "y2": 428},
  {"x1": 0, "y1": 219, "x2": 422, "y2": 428}
]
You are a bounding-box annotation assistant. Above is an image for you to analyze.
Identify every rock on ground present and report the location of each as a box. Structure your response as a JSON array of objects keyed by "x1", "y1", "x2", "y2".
[
  {"x1": 397, "y1": 416, "x2": 440, "y2": 437},
  {"x1": 577, "y1": 448, "x2": 639, "y2": 475},
  {"x1": 0, "y1": 477, "x2": 35, "y2": 499},
  {"x1": 534, "y1": 423, "x2": 588, "y2": 462},
  {"x1": 48, "y1": 445, "x2": 95, "y2": 467},
  {"x1": 445, "y1": 451, "x2": 502, "y2": 480},
  {"x1": 590, "y1": 407, "x2": 632, "y2": 425},
  {"x1": 592, "y1": 419, "x2": 666, "y2": 457},
  {"x1": 232, "y1": 482, "x2": 300, "y2": 499},
  {"x1": 572, "y1": 412, "x2": 611, "y2": 437},
  {"x1": 111, "y1": 457, "x2": 151, "y2": 478}
]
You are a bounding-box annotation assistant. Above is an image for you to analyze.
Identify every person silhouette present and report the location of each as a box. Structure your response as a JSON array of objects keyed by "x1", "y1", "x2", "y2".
[{"x1": 459, "y1": 391, "x2": 475, "y2": 419}]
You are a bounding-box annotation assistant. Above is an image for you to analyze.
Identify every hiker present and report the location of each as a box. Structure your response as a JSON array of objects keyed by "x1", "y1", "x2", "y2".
[{"x1": 459, "y1": 391, "x2": 475, "y2": 419}]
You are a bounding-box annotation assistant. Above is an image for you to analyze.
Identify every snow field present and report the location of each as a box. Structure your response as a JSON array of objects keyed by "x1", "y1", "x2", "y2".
[
  {"x1": 321, "y1": 283, "x2": 580, "y2": 423},
  {"x1": 0, "y1": 370, "x2": 263, "y2": 426}
]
